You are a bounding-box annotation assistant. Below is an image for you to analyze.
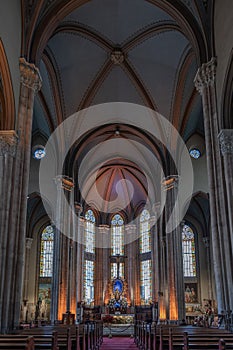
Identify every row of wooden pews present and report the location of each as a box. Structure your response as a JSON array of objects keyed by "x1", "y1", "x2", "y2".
[
  {"x1": 134, "y1": 321, "x2": 233, "y2": 349},
  {"x1": 0, "y1": 321, "x2": 103, "y2": 350}
]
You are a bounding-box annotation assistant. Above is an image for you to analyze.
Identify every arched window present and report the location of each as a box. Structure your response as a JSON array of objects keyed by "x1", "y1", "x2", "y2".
[
  {"x1": 83, "y1": 209, "x2": 96, "y2": 305},
  {"x1": 111, "y1": 214, "x2": 124, "y2": 256},
  {"x1": 182, "y1": 224, "x2": 196, "y2": 277},
  {"x1": 83, "y1": 260, "x2": 94, "y2": 304},
  {"x1": 40, "y1": 225, "x2": 54, "y2": 277},
  {"x1": 140, "y1": 209, "x2": 151, "y2": 253},
  {"x1": 85, "y1": 209, "x2": 95, "y2": 253},
  {"x1": 140, "y1": 260, "x2": 152, "y2": 304},
  {"x1": 140, "y1": 210, "x2": 152, "y2": 304},
  {"x1": 111, "y1": 262, "x2": 124, "y2": 279}
]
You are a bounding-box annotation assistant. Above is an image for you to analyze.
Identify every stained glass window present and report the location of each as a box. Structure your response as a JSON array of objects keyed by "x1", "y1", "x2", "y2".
[
  {"x1": 83, "y1": 260, "x2": 94, "y2": 304},
  {"x1": 182, "y1": 224, "x2": 196, "y2": 277},
  {"x1": 140, "y1": 209, "x2": 151, "y2": 253},
  {"x1": 111, "y1": 214, "x2": 124, "y2": 256},
  {"x1": 111, "y1": 262, "x2": 124, "y2": 279},
  {"x1": 40, "y1": 225, "x2": 54, "y2": 277},
  {"x1": 140, "y1": 260, "x2": 152, "y2": 304},
  {"x1": 85, "y1": 209, "x2": 96, "y2": 253}
]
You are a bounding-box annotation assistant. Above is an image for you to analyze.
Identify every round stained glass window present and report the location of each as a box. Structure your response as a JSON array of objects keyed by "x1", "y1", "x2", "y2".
[
  {"x1": 189, "y1": 148, "x2": 201, "y2": 159},
  {"x1": 32, "y1": 146, "x2": 46, "y2": 159}
]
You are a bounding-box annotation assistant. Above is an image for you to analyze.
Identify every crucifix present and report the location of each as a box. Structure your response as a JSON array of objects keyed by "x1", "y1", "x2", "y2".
[{"x1": 110, "y1": 253, "x2": 127, "y2": 278}]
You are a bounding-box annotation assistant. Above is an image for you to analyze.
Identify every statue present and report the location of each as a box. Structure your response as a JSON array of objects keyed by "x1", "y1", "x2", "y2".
[{"x1": 115, "y1": 287, "x2": 120, "y2": 301}]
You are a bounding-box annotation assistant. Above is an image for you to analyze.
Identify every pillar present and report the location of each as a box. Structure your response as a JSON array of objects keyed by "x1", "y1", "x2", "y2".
[
  {"x1": 195, "y1": 59, "x2": 233, "y2": 312},
  {"x1": 0, "y1": 131, "x2": 17, "y2": 332},
  {"x1": 218, "y1": 129, "x2": 233, "y2": 310},
  {"x1": 203, "y1": 237, "x2": 213, "y2": 303},
  {"x1": 162, "y1": 175, "x2": 185, "y2": 322},
  {"x1": 2, "y1": 58, "x2": 41, "y2": 332},
  {"x1": 125, "y1": 224, "x2": 137, "y2": 306},
  {"x1": 74, "y1": 203, "x2": 82, "y2": 320},
  {"x1": 51, "y1": 175, "x2": 74, "y2": 322},
  {"x1": 97, "y1": 225, "x2": 110, "y2": 306},
  {"x1": 22, "y1": 238, "x2": 33, "y2": 303}
]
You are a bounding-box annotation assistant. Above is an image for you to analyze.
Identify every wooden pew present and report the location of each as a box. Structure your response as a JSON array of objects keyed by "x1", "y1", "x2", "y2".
[
  {"x1": 134, "y1": 323, "x2": 233, "y2": 350},
  {"x1": 0, "y1": 335, "x2": 34, "y2": 350}
]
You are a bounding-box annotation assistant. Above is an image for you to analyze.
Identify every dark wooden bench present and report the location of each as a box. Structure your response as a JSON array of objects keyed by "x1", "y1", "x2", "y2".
[
  {"x1": 134, "y1": 322, "x2": 233, "y2": 350},
  {"x1": 0, "y1": 335, "x2": 34, "y2": 350}
]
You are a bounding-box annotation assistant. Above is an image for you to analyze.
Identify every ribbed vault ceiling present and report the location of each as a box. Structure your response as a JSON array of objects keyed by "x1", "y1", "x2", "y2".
[{"x1": 28, "y1": 0, "x2": 208, "y2": 222}]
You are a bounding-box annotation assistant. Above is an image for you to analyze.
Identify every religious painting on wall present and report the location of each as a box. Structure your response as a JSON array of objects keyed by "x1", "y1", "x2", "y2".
[
  {"x1": 184, "y1": 283, "x2": 198, "y2": 303},
  {"x1": 38, "y1": 284, "x2": 51, "y2": 320}
]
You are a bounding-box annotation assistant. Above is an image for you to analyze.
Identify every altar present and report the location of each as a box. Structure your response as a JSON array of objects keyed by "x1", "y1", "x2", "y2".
[{"x1": 102, "y1": 314, "x2": 134, "y2": 325}]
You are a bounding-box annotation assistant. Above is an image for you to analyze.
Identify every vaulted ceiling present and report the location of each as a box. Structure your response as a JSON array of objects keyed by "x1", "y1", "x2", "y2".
[{"x1": 25, "y1": 0, "x2": 211, "y2": 225}]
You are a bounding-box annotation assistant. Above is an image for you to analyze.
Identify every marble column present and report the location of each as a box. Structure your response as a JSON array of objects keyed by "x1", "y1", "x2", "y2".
[
  {"x1": 162, "y1": 175, "x2": 185, "y2": 322},
  {"x1": 195, "y1": 59, "x2": 233, "y2": 312},
  {"x1": 0, "y1": 131, "x2": 17, "y2": 332}
]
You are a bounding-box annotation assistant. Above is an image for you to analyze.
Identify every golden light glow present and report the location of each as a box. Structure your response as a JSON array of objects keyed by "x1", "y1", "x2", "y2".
[{"x1": 169, "y1": 294, "x2": 178, "y2": 320}]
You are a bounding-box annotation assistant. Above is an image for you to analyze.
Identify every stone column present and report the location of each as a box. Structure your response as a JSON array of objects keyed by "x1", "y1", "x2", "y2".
[
  {"x1": 14, "y1": 59, "x2": 41, "y2": 328},
  {"x1": 218, "y1": 130, "x2": 233, "y2": 255},
  {"x1": 74, "y1": 203, "x2": 82, "y2": 319},
  {"x1": 195, "y1": 59, "x2": 233, "y2": 312},
  {"x1": 150, "y1": 211, "x2": 158, "y2": 304},
  {"x1": 51, "y1": 176, "x2": 74, "y2": 322},
  {"x1": 0, "y1": 131, "x2": 17, "y2": 332},
  {"x1": 218, "y1": 129, "x2": 233, "y2": 310},
  {"x1": 21, "y1": 237, "x2": 33, "y2": 323},
  {"x1": 162, "y1": 175, "x2": 185, "y2": 322},
  {"x1": 203, "y1": 237, "x2": 213, "y2": 302},
  {"x1": 22, "y1": 238, "x2": 33, "y2": 303},
  {"x1": 125, "y1": 224, "x2": 137, "y2": 306},
  {"x1": 2, "y1": 58, "x2": 41, "y2": 332},
  {"x1": 79, "y1": 217, "x2": 85, "y2": 303},
  {"x1": 98, "y1": 225, "x2": 110, "y2": 305}
]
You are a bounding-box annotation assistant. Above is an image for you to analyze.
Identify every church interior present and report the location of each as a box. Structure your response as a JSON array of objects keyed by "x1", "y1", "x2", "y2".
[{"x1": 0, "y1": 0, "x2": 233, "y2": 347}]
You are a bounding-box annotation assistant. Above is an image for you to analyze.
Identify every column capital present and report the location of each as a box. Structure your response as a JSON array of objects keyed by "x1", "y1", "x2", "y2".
[
  {"x1": 55, "y1": 175, "x2": 74, "y2": 191},
  {"x1": 0, "y1": 130, "x2": 18, "y2": 157},
  {"x1": 218, "y1": 129, "x2": 233, "y2": 156},
  {"x1": 194, "y1": 57, "x2": 217, "y2": 94},
  {"x1": 75, "y1": 202, "x2": 83, "y2": 214},
  {"x1": 25, "y1": 237, "x2": 33, "y2": 249},
  {"x1": 19, "y1": 57, "x2": 42, "y2": 92},
  {"x1": 161, "y1": 175, "x2": 179, "y2": 191}
]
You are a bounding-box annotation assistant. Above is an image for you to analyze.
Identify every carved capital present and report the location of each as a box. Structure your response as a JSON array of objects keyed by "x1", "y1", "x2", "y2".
[
  {"x1": 25, "y1": 237, "x2": 33, "y2": 249},
  {"x1": 0, "y1": 130, "x2": 18, "y2": 157},
  {"x1": 55, "y1": 175, "x2": 74, "y2": 191},
  {"x1": 110, "y1": 49, "x2": 125, "y2": 65},
  {"x1": 75, "y1": 202, "x2": 83, "y2": 215},
  {"x1": 161, "y1": 175, "x2": 179, "y2": 191},
  {"x1": 194, "y1": 57, "x2": 217, "y2": 94},
  {"x1": 19, "y1": 57, "x2": 42, "y2": 92},
  {"x1": 218, "y1": 129, "x2": 233, "y2": 156}
]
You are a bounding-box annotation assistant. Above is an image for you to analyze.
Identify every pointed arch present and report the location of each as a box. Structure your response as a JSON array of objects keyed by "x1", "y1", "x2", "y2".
[{"x1": 0, "y1": 39, "x2": 15, "y2": 129}]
